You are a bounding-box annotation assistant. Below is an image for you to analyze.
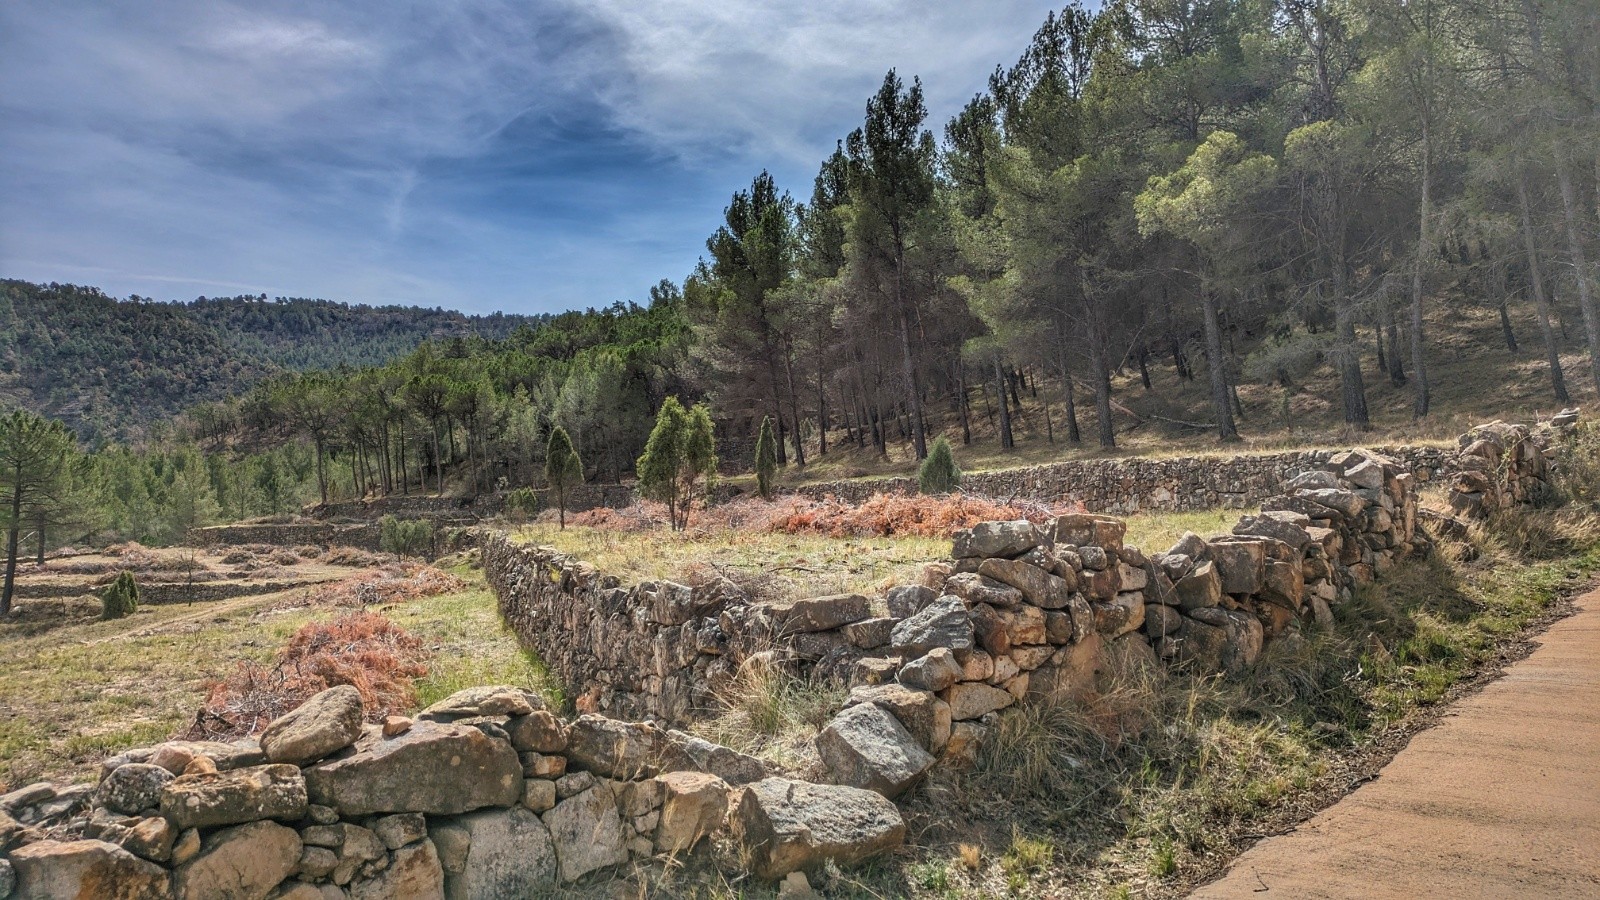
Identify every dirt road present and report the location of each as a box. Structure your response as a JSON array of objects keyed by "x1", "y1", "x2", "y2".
[{"x1": 1191, "y1": 588, "x2": 1600, "y2": 899}]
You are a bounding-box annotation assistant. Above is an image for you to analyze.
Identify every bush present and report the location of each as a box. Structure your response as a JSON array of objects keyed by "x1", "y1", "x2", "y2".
[
  {"x1": 754, "y1": 416, "x2": 778, "y2": 500},
  {"x1": 505, "y1": 487, "x2": 539, "y2": 522},
  {"x1": 378, "y1": 516, "x2": 435, "y2": 560},
  {"x1": 100, "y1": 571, "x2": 139, "y2": 620},
  {"x1": 918, "y1": 437, "x2": 962, "y2": 495}
]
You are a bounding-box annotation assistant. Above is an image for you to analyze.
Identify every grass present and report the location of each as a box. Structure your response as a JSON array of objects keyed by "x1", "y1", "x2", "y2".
[
  {"x1": 511, "y1": 523, "x2": 947, "y2": 603},
  {"x1": 0, "y1": 565, "x2": 555, "y2": 789}
]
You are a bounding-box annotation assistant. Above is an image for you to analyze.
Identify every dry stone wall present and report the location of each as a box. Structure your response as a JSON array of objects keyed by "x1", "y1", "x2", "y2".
[
  {"x1": 0, "y1": 686, "x2": 902, "y2": 897},
  {"x1": 1447, "y1": 410, "x2": 1579, "y2": 517}
]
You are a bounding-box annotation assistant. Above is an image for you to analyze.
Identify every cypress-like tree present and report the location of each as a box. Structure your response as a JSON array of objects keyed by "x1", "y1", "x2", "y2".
[
  {"x1": 544, "y1": 425, "x2": 583, "y2": 529},
  {"x1": 918, "y1": 436, "x2": 962, "y2": 495},
  {"x1": 754, "y1": 416, "x2": 778, "y2": 500},
  {"x1": 637, "y1": 397, "x2": 718, "y2": 531},
  {"x1": 100, "y1": 571, "x2": 139, "y2": 620}
]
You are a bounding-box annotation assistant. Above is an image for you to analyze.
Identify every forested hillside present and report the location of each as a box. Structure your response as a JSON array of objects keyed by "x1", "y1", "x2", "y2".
[{"x1": 0, "y1": 280, "x2": 545, "y2": 443}]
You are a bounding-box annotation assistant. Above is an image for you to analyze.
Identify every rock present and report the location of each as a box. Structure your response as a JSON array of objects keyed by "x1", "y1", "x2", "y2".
[
  {"x1": 303, "y1": 721, "x2": 522, "y2": 816},
  {"x1": 427, "y1": 822, "x2": 469, "y2": 875},
  {"x1": 0, "y1": 783, "x2": 54, "y2": 813},
  {"x1": 970, "y1": 603, "x2": 1010, "y2": 656},
  {"x1": 146, "y1": 744, "x2": 196, "y2": 776},
  {"x1": 940, "y1": 682, "x2": 1013, "y2": 720},
  {"x1": 544, "y1": 786, "x2": 628, "y2": 883},
  {"x1": 522, "y1": 778, "x2": 557, "y2": 813},
  {"x1": 952, "y1": 520, "x2": 1039, "y2": 559},
  {"x1": 1030, "y1": 632, "x2": 1106, "y2": 703},
  {"x1": 1262, "y1": 559, "x2": 1305, "y2": 610},
  {"x1": 554, "y1": 772, "x2": 594, "y2": 800},
  {"x1": 976, "y1": 558, "x2": 1070, "y2": 608},
  {"x1": 259, "y1": 686, "x2": 367, "y2": 766},
  {"x1": 851, "y1": 657, "x2": 899, "y2": 687},
  {"x1": 1175, "y1": 610, "x2": 1263, "y2": 675},
  {"x1": 161, "y1": 764, "x2": 308, "y2": 830},
  {"x1": 1003, "y1": 604, "x2": 1047, "y2": 645},
  {"x1": 1044, "y1": 610, "x2": 1074, "y2": 644},
  {"x1": 371, "y1": 813, "x2": 428, "y2": 851},
  {"x1": 564, "y1": 715, "x2": 667, "y2": 779},
  {"x1": 816, "y1": 704, "x2": 934, "y2": 798},
  {"x1": 941, "y1": 722, "x2": 988, "y2": 768},
  {"x1": 885, "y1": 585, "x2": 936, "y2": 619},
  {"x1": 382, "y1": 716, "x2": 413, "y2": 739},
  {"x1": 944, "y1": 572, "x2": 1024, "y2": 609},
  {"x1": 1144, "y1": 603, "x2": 1181, "y2": 637},
  {"x1": 417, "y1": 686, "x2": 538, "y2": 722},
  {"x1": 350, "y1": 840, "x2": 444, "y2": 900},
  {"x1": 120, "y1": 817, "x2": 176, "y2": 863},
  {"x1": 326, "y1": 824, "x2": 385, "y2": 885},
  {"x1": 897, "y1": 648, "x2": 962, "y2": 692},
  {"x1": 842, "y1": 617, "x2": 897, "y2": 650},
  {"x1": 441, "y1": 807, "x2": 557, "y2": 899},
  {"x1": 1174, "y1": 561, "x2": 1222, "y2": 610},
  {"x1": 661, "y1": 730, "x2": 773, "y2": 785},
  {"x1": 505, "y1": 711, "x2": 567, "y2": 753},
  {"x1": 1118, "y1": 562, "x2": 1149, "y2": 592},
  {"x1": 844, "y1": 684, "x2": 951, "y2": 756},
  {"x1": 98, "y1": 764, "x2": 174, "y2": 815},
  {"x1": 731, "y1": 778, "x2": 905, "y2": 879},
  {"x1": 1234, "y1": 513, "x2": 1313, "y2": 551},
  {"x1": 170, "y1": 829, "x2": 201, "y2": 866},
  {"x1": 1093, "y1": 594, "x2": 1145, "y2": 639},
  {"x1": 1053, "y1": 513, "x2": 1125, "y2": 550},
  {"x1": 778, "y1": 870, "x2": 815, "y2": 899},
  {"x1": 782, "y1": 594, "x2": 871, "y2": 633},
  {"x1": 9, "y1": 839, "x2": 169, "y2": 900},
  {"x1": 654, "y1": 771, "x2": 729, "y2": 854},
  {"x1": 297, "y1": 846, "x2": 338, "y2": 879},
  {"x1": 1209, "y1": 540, "x2": 1265, "y2": 595},
  {"x1": 175, "y1": 821, "x2": 301, "y2": 900},
  {"x1": 0, "y1": 859, "x2": 13, "y2": 900},
  {"x1": 889, "y1": 596, "x2": 973, "y2": 656},
  {"x1": 183, "y1": 757, "x2": 218, "y2": 777},
  {"x1": 1077, "y1": 545, "x2": 1108, "y2": 570}
]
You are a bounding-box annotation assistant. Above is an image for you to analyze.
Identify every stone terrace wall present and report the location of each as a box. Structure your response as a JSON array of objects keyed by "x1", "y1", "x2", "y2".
[
  {"x1": 0, "y1": 687, "x2": 902, "y2": 897},
  {"x1": 189, "y1": 523, "x2": 383, "y2": 550},
  {"x1": 788, "y1": 445, "x2": 1461, "y2": 514}
]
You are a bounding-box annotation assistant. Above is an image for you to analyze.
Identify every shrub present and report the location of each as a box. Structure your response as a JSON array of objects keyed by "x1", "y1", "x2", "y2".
[
  {"x1": 186, "y1": 611, "x2": 429, "y2": 740},
  {"x1": 100, "y1": 572, "x2": 139, "y2": 620},
  {"x1": 505, "y1": 487, "x2": 539, "y2": 522},
  {"x1": 378, "y1": 516, "x2": 435, "y2": 560},
  {"x1": 918, "y1": 436, "x2": 962, "y2": 495},
  {"x1": 637, "y1": 397, "x2": 718, "y2": 531},
  {"x1": 754, "y1": 416, "x2": 778, "y2": 500}
]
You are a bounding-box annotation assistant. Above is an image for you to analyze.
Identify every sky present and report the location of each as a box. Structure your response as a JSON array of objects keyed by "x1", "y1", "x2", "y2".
[{"x1": 0, "y1": 1, "x2": 1060, "y2": 316}]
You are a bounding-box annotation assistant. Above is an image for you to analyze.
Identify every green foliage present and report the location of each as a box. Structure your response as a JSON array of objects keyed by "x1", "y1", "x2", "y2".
[
  {"x1": 543, "y1": 426, "x2": 583, "y2": 528},
  {"x1": 753, "y1": 416, "x2": 778, "y2": 499},
  {"x1": 636, "y1": 397, "x2": 718, "y2": 531},
  {"x1": 100, "y1": 572, "x2": 139, "y2": 620},
  {"x1": 505, "y1": 487, "x2": 539, "y2": 523},
  {"x1": 917, "y1": 436, "x2": 962, "y2": 494},
  {"x1": 379, "y1": 516, "x2": 435, "y2": 560}
]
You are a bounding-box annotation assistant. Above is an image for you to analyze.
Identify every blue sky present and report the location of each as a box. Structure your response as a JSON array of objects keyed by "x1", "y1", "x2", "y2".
[{"x1": 0, "y1": 1, "x2": 1059, "y2": 315}]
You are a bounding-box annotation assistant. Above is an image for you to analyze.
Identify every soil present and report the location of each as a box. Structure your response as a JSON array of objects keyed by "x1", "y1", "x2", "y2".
[{"x1": 1188, "y1": 586, "x2": 1600, "y2": 898}]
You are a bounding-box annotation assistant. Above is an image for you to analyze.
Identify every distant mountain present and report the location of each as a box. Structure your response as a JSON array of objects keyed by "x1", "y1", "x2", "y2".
[{"x1": 0, "y1": 280, "x2": 548, "y2": 443}]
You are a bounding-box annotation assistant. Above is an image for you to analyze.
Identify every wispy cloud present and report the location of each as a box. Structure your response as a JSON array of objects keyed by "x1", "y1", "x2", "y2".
[{"x1": 0, "y1": 0, "x2": 1057, "y2": 313}]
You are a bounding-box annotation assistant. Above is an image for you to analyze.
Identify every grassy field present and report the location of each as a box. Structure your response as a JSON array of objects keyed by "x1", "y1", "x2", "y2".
[{"x1": 0, "y1": 565, "x2": 552, "y2": 791}]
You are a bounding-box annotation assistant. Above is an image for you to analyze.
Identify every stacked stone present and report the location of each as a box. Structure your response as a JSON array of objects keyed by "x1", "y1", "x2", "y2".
[
  {"x1": 0, "y1": 686, "x2": 904, "y2": 898},
  {"x1": 1449, "y1": 420, "x2": 1561, "y2": 518}
]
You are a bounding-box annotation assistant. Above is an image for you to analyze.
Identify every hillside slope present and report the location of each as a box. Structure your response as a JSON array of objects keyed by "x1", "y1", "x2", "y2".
[{"x1": 0, "y1": 280, "x2": 544, "y2": 442}]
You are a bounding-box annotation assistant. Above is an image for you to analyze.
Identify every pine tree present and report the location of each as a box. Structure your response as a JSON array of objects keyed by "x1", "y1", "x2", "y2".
[
  {"x1": 1, "y1": 410, "x2": 78, "y2": 615},
  {"x1": 918, "y1": 437, "x2": 962, "y2": 495},
  {"x1": 544, "y1": 425, "x2": 583, "y2": 529},
  {"x1": 754, "y1": 416, "x2": 778, "y2": 500}
]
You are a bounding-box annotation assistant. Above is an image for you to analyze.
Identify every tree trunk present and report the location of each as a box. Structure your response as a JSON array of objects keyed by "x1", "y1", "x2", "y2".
[
  {"x1": 1137, "y1": 347, "x2": 1153, "y2": 390},
  {"x1": 1333, "y1": 267, "x2": 1370, "y2": 430},
  {"x1": 1554, "y1": 151, "x2": 1600, "y2": 400},
  {"x1": 894, "y1": 271, "x2": 928, "y2": 460},
  {"x1": 957, "y1": 371, "x2": 972, "y2": 445},
  {"x1": 1092, "y1": 343, "x2": 1116, "y2": 450},
  {"x1": 1409, "y1": 73, "x2": 1432, "y2": 418},
  {"x1": 993, "y1": 359, "x2": 1014, "y2": 450},
  {"x1": 1, "y1": 464, "x2": 21, "y2": 616},
  {"x1": 1518, "y1": 169, "x2": 1571, "y2": 403},
  {"x1": 1498, "y1": 288, "x2": 1519, "y2": 353},
  {"x1": 1385, "y1": 309, "x2": 1406, "y2": 385},
  {"x1": 1200, "y1": 287, "x2": 1239, "y2": 440}
]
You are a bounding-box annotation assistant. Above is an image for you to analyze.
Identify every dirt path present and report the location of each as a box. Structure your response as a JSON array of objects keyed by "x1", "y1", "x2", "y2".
[{"x1": 1191, "y1": 588, "x2": 1600, "y2": 899}]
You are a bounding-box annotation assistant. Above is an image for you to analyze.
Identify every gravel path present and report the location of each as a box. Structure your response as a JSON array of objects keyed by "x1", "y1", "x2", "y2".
[{"x1": 1191, "y1": 588, "x2": 1600, "y2": 899}]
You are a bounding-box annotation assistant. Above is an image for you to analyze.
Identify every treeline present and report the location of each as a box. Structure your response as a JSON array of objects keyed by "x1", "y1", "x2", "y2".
[
  {"x1": 182, "y1": 0, "x2": 1600, "y2": 509},
  {"x1": 0, "y1": 281, "x2": 546, "y2": 443}
]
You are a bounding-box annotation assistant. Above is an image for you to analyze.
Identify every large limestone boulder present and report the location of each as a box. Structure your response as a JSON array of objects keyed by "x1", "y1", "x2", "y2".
[
  {"x1": 174, "y1": 820, "x2": 301, "y2": 900},
  {"x1": 1175, "y1": 609, "x2": 1263, "y2": 675},
  {"x1": 885, "y1": 584, "x2": 936, "y2": 619},
  {"x1": 259, "y1": 685, "x2": 366, "y2": 766},
  {"x1": 660, "y1": 730, "x2": 773, "y2": 785},
  {"x1": 732, "y1": 778, "x2": 905, "y2": 879},
  {"x1": 97, "y1": 763, "x2": 174, "y2": 815},
  {"x1": 897, "y1": 648, "x2": 962, "y2": 692},
  {"x1": 8, "y1": 839, "x2": 170, "y2": 900},
  {"x1": 564, "y1": 715, "x2": 668, "y2": 779},
  {"x1": 1053, "y1": 513, "x2": 1126, "y2": 550},
  {"x1": 544, "y1": 786, "x2": 628, "y2": 883},
  {"x1": 418, "y1": 686, "x2": 539, "y2": 722},
  {"x1": 350, "y1": 839, "x2": 444, "y2": 900},
  {"x1": 654, "y1": 771, "x2": 729, "y2": 854},
  {"x1": 952, "y1": 521, "x2": 1039, "y2": 559},
  {"x1": 439, "y1": 807, "x2": 557, "y2": 899},
  {"x1": 889, "y1": 596, "x2": 973, "y2": 656},
  {"x1": 160, "y1": 764, "x2": 307, "y2": 830},
  {"x1": 844, "y1": 684, "x2": 951, "y2": 755},
  {"x1": 303, "y1": 721, "x2": 521, "y2": 816},
  {"x1": 977, "y1": 558, "x2": 1070, "y2": 608},
  {"x1": 781, "y1": 594, "x2": 871, "y2": 633},
  {"x1": 1208, "y1": 540, "x2": 1265, "y2": 595},
  {"x1": 816, "y1": 703, "x2": 934, "y2": 799}
]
